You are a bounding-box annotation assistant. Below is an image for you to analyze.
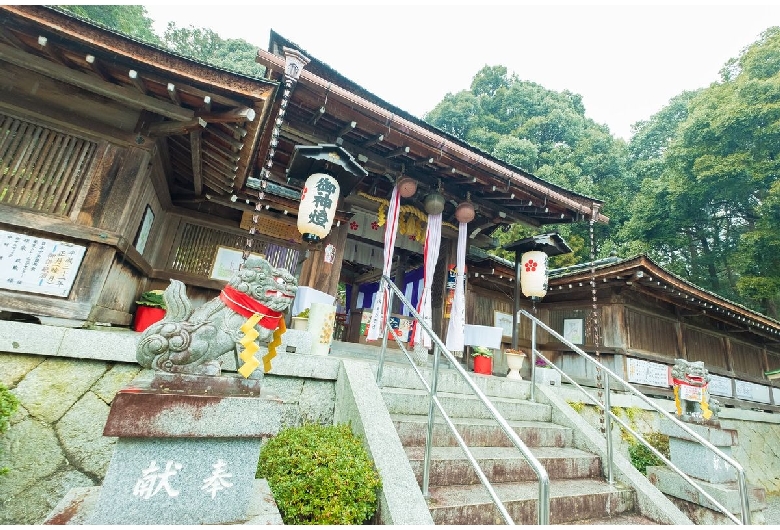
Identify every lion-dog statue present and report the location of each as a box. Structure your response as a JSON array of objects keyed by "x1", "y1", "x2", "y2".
[
  {"x1": 671, "y1": 358, "x2": 720, "y2": 422},
  {"x1": 137, "y1": 255, "x2": 298, "y2": 377}
]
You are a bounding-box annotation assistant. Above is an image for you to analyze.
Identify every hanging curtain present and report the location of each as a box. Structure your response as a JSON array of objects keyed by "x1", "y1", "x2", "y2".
[
  {"x1": 366, "y1": 186, "x2": 401, "y2": 341},
  {"x1": 445, "y1": 221, "x2": 467, "y2": 352},
  {"x1": 409, "y1": 213, "x2": 442, "y2": 349}
]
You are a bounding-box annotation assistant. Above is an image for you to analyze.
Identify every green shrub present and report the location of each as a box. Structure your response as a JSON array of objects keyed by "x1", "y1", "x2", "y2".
[
  {"x1": 628, "y1": 431, "x2": 670, "y2": 475},
  {"x1": 257, "y1": 423, "x2": 381, "y2": 525},
  {"x1": 566, "y1": 399, "x2": 585, "y2": 413},
  {"x1": 0, "y1": 384, "x2": 19, "y2": 476}
]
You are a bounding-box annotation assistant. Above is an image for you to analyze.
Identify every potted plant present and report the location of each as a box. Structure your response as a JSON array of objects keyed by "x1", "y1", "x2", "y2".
[
  {"x1": 291, "y1": 308, "x2": 309, "y2": 331},
  {"x1": 133, "y1": 290, "x2": 166, "y2": 332},
  {"x1": 471, "y1": 346, "x2": 493, "y2": 375},
  {"x1": 504, "y1": 348, "x2": 526, "y2": 380},
  {"x1": 534, "y1": 355, "x2": 561, "y2": 386}
]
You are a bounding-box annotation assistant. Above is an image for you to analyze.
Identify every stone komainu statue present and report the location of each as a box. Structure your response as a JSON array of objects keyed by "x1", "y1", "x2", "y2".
[
  {"x1": 670, "y1": 358, "x2": 720, "y2": 421},
  {"x1": 136, "y1": 256, "x2": 298, "y2": 377}
]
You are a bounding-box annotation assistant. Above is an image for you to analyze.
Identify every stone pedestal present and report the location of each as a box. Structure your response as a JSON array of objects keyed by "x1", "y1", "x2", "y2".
[
  {"x1": 647, "y1": 421, "x2": 766, "y2": 524},
  {"x1": 44, "y1": 372, "x2": 285, "y2": 525}
]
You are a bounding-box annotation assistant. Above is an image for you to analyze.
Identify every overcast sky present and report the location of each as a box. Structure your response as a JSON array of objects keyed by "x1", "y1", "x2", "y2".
[{"x1": 143, "y1": 2, "x2": 780, "y2": 141}]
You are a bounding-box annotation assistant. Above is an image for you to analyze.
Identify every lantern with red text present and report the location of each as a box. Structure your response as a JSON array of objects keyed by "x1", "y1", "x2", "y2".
[
  {"x1": 297, "y1": 173, "x2": 340, "y2": 243},
  {"x1": 520, "y1": 250, "x2": 548, "y2": 298}
]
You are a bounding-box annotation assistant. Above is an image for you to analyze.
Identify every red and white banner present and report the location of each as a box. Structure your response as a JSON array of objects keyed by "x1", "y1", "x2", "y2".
[
  {"x1": 366, "y1": 186, "x2": 401, "y2": 341},
  {"x1": 409, "y1": 212, "x2": 442, "y2": 349}
]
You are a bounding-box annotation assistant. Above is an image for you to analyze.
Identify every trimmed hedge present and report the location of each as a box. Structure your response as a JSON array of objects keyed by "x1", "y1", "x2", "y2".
[{"x1": 257, "y1": 423, "x2": 381, "y2": 524}]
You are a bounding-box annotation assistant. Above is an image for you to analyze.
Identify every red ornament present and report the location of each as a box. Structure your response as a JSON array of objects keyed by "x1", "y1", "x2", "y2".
[
  {"x1": 524, "y1": 260, "x2": 538, "y2": 272},
  {"x1": 349, "y1": 221, "x2": 359, "y2": 230}
]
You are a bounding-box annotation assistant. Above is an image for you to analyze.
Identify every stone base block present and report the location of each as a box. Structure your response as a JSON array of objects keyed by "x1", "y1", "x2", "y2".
[
  {"x1": 534, "y1": 368, "x2": 561, "y2": 387},
  {"x1": 647, "y1": 465, "x2": 765, "y2": 524},
  {"x1": 44, "y1": 479, "x2": 282, "y2": 525}
]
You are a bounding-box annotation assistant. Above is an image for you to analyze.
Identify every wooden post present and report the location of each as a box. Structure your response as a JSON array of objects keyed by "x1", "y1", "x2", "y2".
[
  {"x1": 297, "y1": 222, "x2": 348, "y2": 297},
  {"x1": 392, "y1": 250, "x2": 407, "y2": 313}
]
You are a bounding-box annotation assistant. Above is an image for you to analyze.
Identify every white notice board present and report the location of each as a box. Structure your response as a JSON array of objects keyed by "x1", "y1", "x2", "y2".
[
  {"x1": 626, "y1": 358, "x2": 670, "y2": 388},
  {"x1": 0, "y1": 229, "x2": 86, "y2": 297}
]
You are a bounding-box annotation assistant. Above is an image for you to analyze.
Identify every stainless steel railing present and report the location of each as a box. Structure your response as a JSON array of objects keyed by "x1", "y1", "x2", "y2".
[
  {"x1": 374, "y1": 276, "x2": 550, "y2": 525},
  {"x1": 520, "y1": 309, "x2": 751, "y2": 525}
]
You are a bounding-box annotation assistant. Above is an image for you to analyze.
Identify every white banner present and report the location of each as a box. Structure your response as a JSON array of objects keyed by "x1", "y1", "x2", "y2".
[{"x1": 626, "y1": 358, "x2": 670, "y2": 388}]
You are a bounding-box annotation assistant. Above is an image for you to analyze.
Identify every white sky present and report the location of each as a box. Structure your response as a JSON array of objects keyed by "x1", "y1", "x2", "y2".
[{"x1": 142, "y1": 2, "x2": 780, "y2": 141}]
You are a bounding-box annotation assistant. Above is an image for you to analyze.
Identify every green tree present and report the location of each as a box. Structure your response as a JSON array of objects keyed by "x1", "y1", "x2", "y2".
[
  {"x1": 58, "y1": 5, "x2": 160, "y2": 44},
  {"x1": 426, "y1": 65, "x2": 631, "y2": 265}
]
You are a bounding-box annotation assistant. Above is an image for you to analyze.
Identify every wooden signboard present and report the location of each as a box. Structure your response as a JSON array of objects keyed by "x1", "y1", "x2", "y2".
[{"x1": 0, "y1": 229, "x2": 86, "y2": 297}]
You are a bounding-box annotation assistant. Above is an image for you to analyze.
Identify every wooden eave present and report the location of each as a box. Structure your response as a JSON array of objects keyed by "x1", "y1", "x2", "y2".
[
  {"x1": 255, "y1": 46, "x2": 608, "y2": 243},
  {"x1": 547, "y1": 255, "x2": 780, "y2": 342},
  {"x1": 0, "y1": 5, "x2": 277, "y2": 208}
]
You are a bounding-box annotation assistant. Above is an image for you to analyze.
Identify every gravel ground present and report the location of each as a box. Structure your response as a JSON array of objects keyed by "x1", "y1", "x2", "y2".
[{"x1": 763, "y1": 492, "x2": 780, "y2": 525}]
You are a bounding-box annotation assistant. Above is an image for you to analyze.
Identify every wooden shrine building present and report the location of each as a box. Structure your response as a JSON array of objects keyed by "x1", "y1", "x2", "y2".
[{"x1": 0, "y1": 6, "x2": 605, "y2": 338}]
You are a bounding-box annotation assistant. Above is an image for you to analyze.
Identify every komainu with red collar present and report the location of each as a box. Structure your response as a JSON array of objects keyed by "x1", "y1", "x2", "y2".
[{"x1": 136, "y1": 256, "x2": 298, "y2": 376}]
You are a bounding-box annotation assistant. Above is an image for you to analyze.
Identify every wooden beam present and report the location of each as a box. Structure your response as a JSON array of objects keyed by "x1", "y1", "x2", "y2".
[
  {"x1": 202, "y1": 147, "x2": 238, "y2": 173},
  {"x1": 414, "y1": 157, "x2": 434, "y2": 166},
  {"x1": 167, "y1": 82, "x2": 181, "y2": 106},
  {"x1": 202, "y1": 95, "x2": 212, "y2": 112},
  {"x1": 0, "y1": 42, "x2": 194, "y2": 120},
  {"x1": 310, "y1": 105, "x2": 325, "y2": 125},
  {"x1": 387, "y1": 146, "x2": 409, "y2": 158},
  {"x1": 190, "y1": 129, "x2": 203, "y2": 195},
  {"x1": 202, "y1": 138, "x2": 241, "y2": 163},
  {"x1": 0, "y1": 27, "x2": 26, "y2": 50},
  {"x1": 203, "y1": 155, "x2": 237, "y2": 177},
  {"x1": 223, "y1": 122, "x2": 248, "y2": 138},
  {"x1": 128, "y1": 69, "x2": 147, "y2": 94},
  {"x1": 85, "y1": 54, "x2": 111, "y2": 82},
  {"x1": 147, "y1": 117, "x2": 207, "y2": 137},
  {"x1": 362, "y1": 133, "x2": 384, "y2": 147},
  {"x1": 204, "y1": 126, "x2": 244, "y2": 151},
  {"x1": 36, "y1": 35, "x2": 68, "y2": 66},
  {"x1": 196, "y1": 107, "x2": 256, "y2": 123},
  {"x1": 337, "y1": 120, "x2": 356, "y2": 139}
]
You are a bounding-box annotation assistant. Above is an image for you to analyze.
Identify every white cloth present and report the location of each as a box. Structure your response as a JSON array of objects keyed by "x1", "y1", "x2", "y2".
[
  {"x1": 463, "y1": 325, "x2": 504, "y2": 349},
  {"x1": 410, "y1": 212, "x2": 441, "y2": 349},
  {"x1": 292, "y1": 286, "x2": 335, "y2": 317},
  {"x1": 445, "y1": 221, "x2": 467, "y2": 352},
  {"x1": 367, "y1": 186, "x2": 400, "y2": 341}
]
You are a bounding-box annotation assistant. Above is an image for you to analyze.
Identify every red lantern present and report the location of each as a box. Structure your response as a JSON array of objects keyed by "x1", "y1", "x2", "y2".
[
  {"x1": 397, "y1": 177, "x2": 417, "y2": 198},
  {"x1": 455, "y1": 202, "x2": 475, "y2": 223}
]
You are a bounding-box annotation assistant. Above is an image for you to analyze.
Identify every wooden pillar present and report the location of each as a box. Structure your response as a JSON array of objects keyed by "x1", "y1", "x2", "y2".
[
  {"x1": 392, "y1": 251, "x2": 408, "y2": 313},
  {"x1": 297, "y1": 222, "x2": 348, "y2": 297},
  {"x1": 431, "y1": 236, "x2": 454, "y2": 340}
]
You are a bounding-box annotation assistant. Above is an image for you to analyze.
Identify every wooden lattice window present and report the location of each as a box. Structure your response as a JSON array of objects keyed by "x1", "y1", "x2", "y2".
[
  {"x1": 171, "y1": 222, "x2": 300, "y2": 277},
  {"x1": 0, "y1": 113, "x2": 97, "y2": 215}
]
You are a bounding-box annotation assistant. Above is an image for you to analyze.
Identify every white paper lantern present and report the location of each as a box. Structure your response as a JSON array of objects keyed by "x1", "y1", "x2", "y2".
[
  {"x1": 520, "y1": 250, "x2": 548, "y2": 298},
  {"x1": 298, "y1": 173, "x2": 340, "y2": 242}
]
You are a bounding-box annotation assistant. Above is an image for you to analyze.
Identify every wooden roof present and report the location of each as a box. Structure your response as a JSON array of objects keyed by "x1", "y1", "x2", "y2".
[
  {"x1": 547, "y1": 255, "x2": 780, "y2": 343},
  {"x1": 253, "y1": 32, "x2": 608, "y2": 245},
  {"x1": 0, "y1": 5, "x2": 277, "y2": 221}
]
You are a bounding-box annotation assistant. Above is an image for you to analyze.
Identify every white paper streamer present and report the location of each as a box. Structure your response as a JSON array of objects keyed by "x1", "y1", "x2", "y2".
[
  {"x1": 366, "y1": 186, "x2": 401, "y2": 341},
  {"x1": 445, "y1": 221, "x2": 467, "y2": 352}
]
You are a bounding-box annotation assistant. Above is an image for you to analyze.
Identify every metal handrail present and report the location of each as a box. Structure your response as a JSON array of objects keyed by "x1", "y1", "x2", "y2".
[
  {"x1": 374, "y1": 276, "x2": 550, "y2": 525},
  {"x1": 520, "y1": 309, "x2": 751, "y2": 525}
]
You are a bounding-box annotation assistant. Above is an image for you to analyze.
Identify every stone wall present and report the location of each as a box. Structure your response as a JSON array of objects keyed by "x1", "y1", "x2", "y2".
[
  {"x1": 0, "y1": 346, "x2": 337, "y2": 524},
  {"x1": 559, "y1": 386, "x2": 780, "y2": 494}
]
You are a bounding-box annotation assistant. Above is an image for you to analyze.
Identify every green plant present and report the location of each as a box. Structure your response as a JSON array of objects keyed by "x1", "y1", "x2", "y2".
[
  {"x1": 257, "y1": 423, "x2": 381, "y2": 524},
  {"x1": 471, "y1": 346, "x2": 493, "y2": 358},
  {"x1": 136, "y1": 290, "x2": 165, "y2": 309},
  {"x1": 566, "y1": 400, "x2": 585, "y2": 413},
  {"x1": 295, "y1": 308, "x2": 310, "y2": 318},
  {"x1": 1, "y1": 384, "x2": 19, "y2": 475},
  {"x1": 628, "y1": 431, "x2": 670, "y2": 475}
]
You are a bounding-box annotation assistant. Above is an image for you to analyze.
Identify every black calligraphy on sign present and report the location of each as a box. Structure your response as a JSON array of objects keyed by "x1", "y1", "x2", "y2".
[{"x1": 308, "y1": 177, "x2": 338, "y2": 228}]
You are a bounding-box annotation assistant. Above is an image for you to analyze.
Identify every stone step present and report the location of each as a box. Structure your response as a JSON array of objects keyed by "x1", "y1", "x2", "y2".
[
  {"x1": 380, "y1": 387, "x2": 551, "y2": 422},
  {"x1": 330, "y1": 342, "x2": 532, "y2": 400},
  {"x1": 558, "y1": 512, "x2": 659, "y2": 525},
  {"x1": 405, "y1": 446, "x2": 602, "y2": 485},
  {"x1": 391, "y1": 414, "x2": 573, "y2": 448},
  {"x1": 426, "y1": 478, "x2": 636, "y2": 525}
]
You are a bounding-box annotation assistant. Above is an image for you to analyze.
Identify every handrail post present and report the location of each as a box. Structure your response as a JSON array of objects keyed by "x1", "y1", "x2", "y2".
[
  {"x1": 422, "y1": 344, "x2": 441, "y2": 498},
  {"x1": 603, "y1": 375, "x2": 614, "y2": 484},
  {"x1": 375, "y1": 279, "x2": 394, "y2": 385},
  {"x1": 738, "y1": 470, "x2": 751, "y2": 524},
  {"x1": 531, "y1": 319, "x2": 537, "y2": 402}
]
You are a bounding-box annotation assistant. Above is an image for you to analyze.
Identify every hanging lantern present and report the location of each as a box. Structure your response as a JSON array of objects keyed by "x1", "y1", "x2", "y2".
[
  {"x1": 520, "y1": 250, "x2": 548, "y2": 298},
  {"x1": 298, "y1": 173, "x2": 340, "y2": 243},
  {"x1": 424, "y1": 192, "x2": 445, "y2": 215},
  {"x1": 455, "y1": 201, "x2": 475, "y2": 223},
  {"x1": 397, "y1": 177, "x2": 418, "y2": 198}
]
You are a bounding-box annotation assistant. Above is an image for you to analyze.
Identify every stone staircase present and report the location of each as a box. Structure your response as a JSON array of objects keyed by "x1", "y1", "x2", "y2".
[{"x1": 329, "y1": 341, "x2": 659, "y2": 525}]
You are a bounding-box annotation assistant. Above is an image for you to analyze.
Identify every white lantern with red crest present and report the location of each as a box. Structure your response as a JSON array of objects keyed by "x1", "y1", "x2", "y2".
[
  {"x1": 520, "y1": 250, "x2": 548, "y2": 298},
  {"x1": 297, "y1": 173, "x2": 340, "y2": 243}
]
